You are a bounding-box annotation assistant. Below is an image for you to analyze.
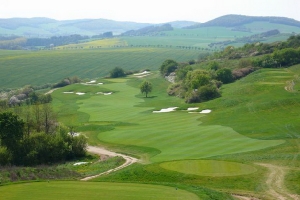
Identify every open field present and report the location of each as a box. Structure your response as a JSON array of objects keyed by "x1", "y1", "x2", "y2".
[
  {"x1": 0, "y1": 48, "x2": 201, "y2": 89},
  {"x1": 0, "y1": 181, "x2": 199, "y2": 200}
]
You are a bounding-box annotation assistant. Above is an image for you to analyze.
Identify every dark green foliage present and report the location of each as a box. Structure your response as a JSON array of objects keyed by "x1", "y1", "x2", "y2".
[
  {"x1": 253, "y1": 48, "x2": 300, "y2": 68},
  {"x1": 175, "y1": 65, "x2": 193, "y2": 81},
  {"x1": 208, "y1": 61, "x2": 220, "y2": 70},
  {"x1": 185, "y1": 85, "x2": 220, "y2": 103},
  {"x1": 140, "y1": 81, "x2": 153, "y2": 98},
  {"x1": 110, "y1": 67, "x2": 126, "y2": 78},
  {"x1": 0, "y1": 111, "x2": 87, "y2": 166},
  {"x1": 160, "y1": 59, "x2": 178, "y2": 76},
  {"x1": 216, "y1": 68, "x2": 234, "y2": 84},
  {"x1": 185, "y1": 70, "x2": 211, "y2": 89},
  {"x1": 0, "y1": 112, "x2": 24, "y2": 154}
]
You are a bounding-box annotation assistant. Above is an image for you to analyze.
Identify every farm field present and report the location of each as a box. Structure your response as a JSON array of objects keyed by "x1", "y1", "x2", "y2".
[
  {"x1": 0, "y1": 181, "x2": 199, "y2": 200},
  {"x1": 0, "y1": 47, "x2": 201, "y2": 89}
]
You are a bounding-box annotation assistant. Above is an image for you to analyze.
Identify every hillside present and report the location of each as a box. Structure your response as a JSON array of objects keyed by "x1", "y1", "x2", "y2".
[
  {"x1": 0, "y1": 18, "x2": 196, "y2": 37},
  {"x1": 185, "y1": 14, "x2": 300, "y2": 29},
  {"x1": 0, "y1": 17, "x2": 151, "y2": 37}
]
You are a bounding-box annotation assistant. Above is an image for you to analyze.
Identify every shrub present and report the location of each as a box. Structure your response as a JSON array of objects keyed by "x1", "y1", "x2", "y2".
[
  {"x1": 110, "y1": 67, "x2": 126, "y2": 78},
  {"x1": 160, "y1": 59, "x2": 178, "y2": 76},
  {"x1": 216, "y1": 68, "x2": 233, "y2": 84}
]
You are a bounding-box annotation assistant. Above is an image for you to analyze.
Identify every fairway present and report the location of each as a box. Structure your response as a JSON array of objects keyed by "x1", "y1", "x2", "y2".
[
  {"x1": 53, "y1": 74, "x2": 284, "y2": 163},
  {"x1": 0, "y1": 181, "x2": 199, "y2": 200},
  {"x1": 160, "y1": 160, "x2": 257, "y2": 176}
]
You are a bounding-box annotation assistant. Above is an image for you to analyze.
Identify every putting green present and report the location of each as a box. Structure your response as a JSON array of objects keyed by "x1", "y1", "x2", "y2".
[
  {"x1": 160, "y1": 160, "x2": 257, "y2": 176},
  {"x1": 0, "y1": 181, "x2": 199, "y2": 200}
]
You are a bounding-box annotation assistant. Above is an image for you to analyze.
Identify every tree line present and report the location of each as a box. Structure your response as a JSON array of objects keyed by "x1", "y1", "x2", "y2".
[{"x1": 0, "y1": 105, "x2": 87, "y2": 166}]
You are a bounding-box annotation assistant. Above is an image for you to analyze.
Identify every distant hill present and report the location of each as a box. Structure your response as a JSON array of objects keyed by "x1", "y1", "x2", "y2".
[
  {"x1": 185, "y1": 14, "x2": 300, "y2": 29},
  {"x1": 121, "y1": 24, "x2": 173, "y2": 36},
  {"x1": 0, "y1": 17, "x2": 151, "y2": 37},
  {"x1": 166, "y1": 21, "x2": 198, "y2": 28}
]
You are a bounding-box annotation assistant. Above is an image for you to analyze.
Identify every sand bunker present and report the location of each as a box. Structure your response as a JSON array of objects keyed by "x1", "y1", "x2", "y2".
[
  {"x1": 76, "y1": 92, "x2": 85, "y2": 95},
  {"x1": 200, "y1": 109, "x2": 212, "y2": 114},
  {"x1": 63, "y1": 92, "x2": 74, "y2": 94},
  {"x1": 96, "y1": 92, "x2": 113, "y2": 95},
  {"x1": 187, "y1": 107, "x2": 199, "y2": 111},
  {"x1": 73, "y1": 162, "x2": 89, "y2": 166},
  {"x1": 86, "y1": 80, "x2": 96, "y2": 84},
  {"x1": 188, "y1": 109, "x2": 212, "y2": 114},
  {"x1": 153, "y1": 107, "x2": 178, "y2": 113},
  {"x1": 133, "y1": 71, "x2": 151, "y2": 78},
  {"x1": 98, "y1": 83, "x2": 104, "y2": 85}
]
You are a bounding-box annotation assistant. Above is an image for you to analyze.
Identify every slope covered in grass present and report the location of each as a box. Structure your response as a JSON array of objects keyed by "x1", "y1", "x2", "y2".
[
  {"x1": 0, "y1": 48, "x2": 200, "y2": 89},
  {"x1": 52, "y1": 72, "x2": 284, "y2": 163}
]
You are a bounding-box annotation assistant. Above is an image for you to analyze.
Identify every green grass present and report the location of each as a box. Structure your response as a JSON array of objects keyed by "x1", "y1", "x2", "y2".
[
  {"x1": 159, "y1": 160, "x2": 257, "y2": 177},
  {"x1": 0, "y1": 181, "x2": 199, "y2": 200},
  {"x1": 0, "y1": 48, "x2": 201, "y2": 89},
  {"x1": 52, "y1": 72, "x2": 284, "y2": 163},
  {"x1": 200, "y1": 68, "x2": 300, "y2": 140}
]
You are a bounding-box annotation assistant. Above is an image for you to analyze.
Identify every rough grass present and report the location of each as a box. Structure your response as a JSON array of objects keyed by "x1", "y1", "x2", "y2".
[{"x1": 0, "y1": 181, "x2": 200, "y2": 200}]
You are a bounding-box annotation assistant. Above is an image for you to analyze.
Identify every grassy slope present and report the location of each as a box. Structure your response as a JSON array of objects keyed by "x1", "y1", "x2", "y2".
[{"x1": 0, "y1": 48, "x2": 200, "y2": 89}]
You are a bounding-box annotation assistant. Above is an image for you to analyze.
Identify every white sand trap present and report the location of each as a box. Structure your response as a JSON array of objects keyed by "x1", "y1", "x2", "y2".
[
  {"x1": 86, "y1": 80, "x2": 96, "y2": 84},
  {"x1": 63, "y1": 92, "x2": 74, "y2": 94},
  {"x1": 134, "y1": 71, "x2": 151, "y2": 76},
  {"x1": 73, "y1": 162, "x2": 89, "y2": 166},
  {"x1": 187, "y1": 107, "x2": 199, "y2": 111},
  {"x1": 96, "y1": 92, "x2": 112, "y2": 95},
  {"x1": 200, "y1": 109, "x2": 212, "y2": 114},
  {"x1": 76, "y1": 92, "x2": 85, "y2": 95},
  {"x1": 98, "y1": 83, "x2": 104, "y2": 85},
  {"x1": 153, "y1": 107, "x2": 178, "y2": 113}
]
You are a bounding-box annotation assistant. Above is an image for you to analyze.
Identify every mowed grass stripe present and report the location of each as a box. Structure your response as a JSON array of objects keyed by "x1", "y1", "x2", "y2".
[
  {"x1": 0, "y1": 181, "x2": 199, "y2": 200},
  {"x1": 69, "y1": 78, "x2": 284, "y2": 163}
]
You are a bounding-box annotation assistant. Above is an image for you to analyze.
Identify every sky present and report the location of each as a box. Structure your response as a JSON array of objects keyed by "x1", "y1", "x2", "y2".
[{"x1": 1, "y1": 0, "x2": 299, "y2": 23}]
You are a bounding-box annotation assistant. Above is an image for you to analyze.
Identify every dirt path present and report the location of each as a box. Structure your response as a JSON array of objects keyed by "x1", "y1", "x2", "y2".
[
  {"x1": 256, "y1": 163, "x2": 300, "y2": 200},
  {"x1": 45, "y1": 88, "x2": 59, "y2": 95},
  {"x1": 81, "y1": 146, "x2": 138, "y2": 181}
]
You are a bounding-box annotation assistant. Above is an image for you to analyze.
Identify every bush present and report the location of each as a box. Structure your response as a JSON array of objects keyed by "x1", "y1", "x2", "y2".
[
  {"x1": 110, "y1": 67, "x2": 126, "y2": 78},
  {"x1": 185, "y1": 85, "x2": 220, "y2": 103},
  {"x1": 0, "y1": 147, "x2": 11, "y2": 165},
  {"x1": 160, "y1": 59, "x2": 178, "y2": 76},
  {"x1": 216, "y1": 68, "x2": 233, "y2": 84}
]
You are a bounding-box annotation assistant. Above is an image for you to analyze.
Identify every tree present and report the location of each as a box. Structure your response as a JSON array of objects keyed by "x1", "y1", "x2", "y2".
[
  {"x1": 110, "y1": 67, "x2": 126, "y2": 78},
  {"x1": 216, "y1": 68, "x2": 233, "y2": 84},
  {"x1": 140, "y1": 81, "x2": 152, "y2": 98},
  {"x1": 160, "y1": 59, "x2": 178, "y2": 76},
  {"x1": 0, "y1": 112, "x2": 24, "y2": 154}
]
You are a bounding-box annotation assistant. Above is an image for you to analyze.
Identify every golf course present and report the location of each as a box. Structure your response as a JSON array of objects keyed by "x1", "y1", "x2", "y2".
[{"x1": 1, "y1": 16, "x2": 300, "y2": 199}]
